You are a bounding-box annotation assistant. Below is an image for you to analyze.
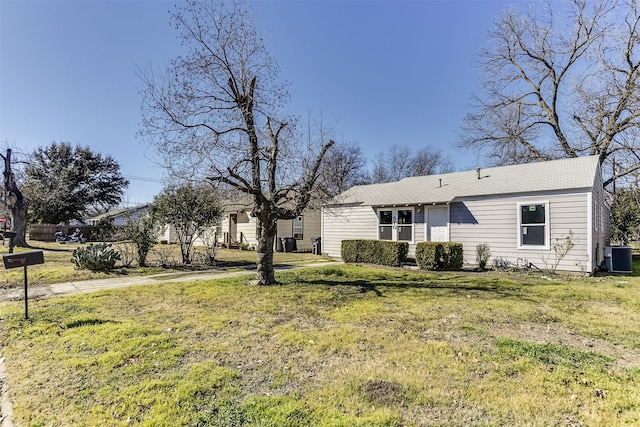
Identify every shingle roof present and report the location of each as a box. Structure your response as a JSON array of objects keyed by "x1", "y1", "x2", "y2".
[
  {"x1": 336, "y1": 156, "x2": 600, "y2": 206},
  {"x1": 220, "y1": 197, "x2": 253, "y2": 213},
  {"x1": 87, "y1": 205, "x2": 149, "y2": 221}
]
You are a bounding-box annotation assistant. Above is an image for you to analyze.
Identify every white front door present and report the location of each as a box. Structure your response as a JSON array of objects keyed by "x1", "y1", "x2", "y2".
[{"x1": 428, "y1": 206, "x2": 449, "y2": 242}]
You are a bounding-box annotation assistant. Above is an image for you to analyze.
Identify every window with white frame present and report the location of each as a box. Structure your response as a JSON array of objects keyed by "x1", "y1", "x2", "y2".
[
  {"x1": 293, "y1": 215, "x2": 303, "y2": 240},
  {"x1": 379, "y1": 210, "x2": 393, "y2": 240},
  {"x1": 397, "y1": 209, "x2": 413, "y2": 241},
  {"x1": 518, "y1": 202, "x2": 549, "y2": 248},
  {"x1": 378, "y1": 208, "x2": 414, "y2": 242}
]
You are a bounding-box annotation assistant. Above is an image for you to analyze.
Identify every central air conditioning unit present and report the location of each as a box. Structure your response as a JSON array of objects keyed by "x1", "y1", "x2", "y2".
[{"x1": 604, "y1": 246, "x2": 633, "y2": 273}]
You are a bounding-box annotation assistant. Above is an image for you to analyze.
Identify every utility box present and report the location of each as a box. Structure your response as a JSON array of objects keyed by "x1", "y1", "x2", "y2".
[
  {"x1": 311, "y1": 237, "x2": 321, "y2": 255},
  {"x1": 604, "y1": 246, "x2": 633, "y2": 273}
]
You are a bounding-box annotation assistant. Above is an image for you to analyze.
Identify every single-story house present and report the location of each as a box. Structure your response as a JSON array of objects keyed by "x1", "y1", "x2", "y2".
[
  {"x1": 321, "y1": 156, "x2": 610, "y2": 273},
  {"x1": 157, "y1": 223, "x2": 179, "y2": 245},
  {"x1": 219, "y1": 197, "x2": 322, "y2": 251},
  {"x1": 85, "y1": 205, "x2": 149, "y2": 227}
]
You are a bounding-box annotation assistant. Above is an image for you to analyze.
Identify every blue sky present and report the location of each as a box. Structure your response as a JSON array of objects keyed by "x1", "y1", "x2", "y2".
[{"x1": 1, "y1": 0, "x2": 524, "y2": 205}]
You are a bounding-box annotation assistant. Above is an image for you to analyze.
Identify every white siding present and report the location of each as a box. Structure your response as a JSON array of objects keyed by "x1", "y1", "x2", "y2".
[
  {"x1": 277, "y1": 211, "x2": 322, "y2": 251},
  {"x1": 414, "y1": 210, "x2": 426, "y2": 243},
  {"x1": 235, "y1": 213, "x2": 258, "y2": 247},
  {"x1": 322, "y1": 205, "x2": 379, "y2": 258},
  {"x1": 220, "y1": 216, "x2": 229, "y2": 237},
  {"x1": 450, "y1": 191, "x2": 591, "y2": 273},
  {"x1": 217, "y1": 208, "x2": 323, "y2": 250},
  {"x1": 157, "y1": 224, "x2": 179, "y2": 244},
  {"x1": 322, "y1": 191, "x2": 599, "y2": 273}
]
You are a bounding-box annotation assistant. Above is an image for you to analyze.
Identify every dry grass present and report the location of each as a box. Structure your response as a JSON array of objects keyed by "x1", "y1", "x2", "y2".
[
  {"x1": 0, "y1": 239, "x2": 326, "y2": 289},
  {"x1": 1, "y1": 264, "x2": 639, "y2": 426}
]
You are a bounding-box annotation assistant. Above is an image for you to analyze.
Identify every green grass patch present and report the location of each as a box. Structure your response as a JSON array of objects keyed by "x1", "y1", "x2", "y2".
[
  {"x1": 1, "y1": 264, "x2": 640, "y2": 425},
  {"x1": 496, "y1": 337, "x2": 612, "y2": 370}
]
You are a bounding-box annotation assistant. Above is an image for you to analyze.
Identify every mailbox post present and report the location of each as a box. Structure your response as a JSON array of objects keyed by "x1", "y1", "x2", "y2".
[{"x1": 3, "y1": 251, "x2": 45, "y2": 319}]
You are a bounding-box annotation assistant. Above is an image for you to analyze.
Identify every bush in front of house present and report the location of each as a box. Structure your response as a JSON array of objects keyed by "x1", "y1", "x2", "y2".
[
  {"x1": 415, "y1": 242, "x2": 463, "y2": 271},
  {"x1": 341, "y1": 240, "x2": 408, "y2": 267},
  {"x1": 476, "y1": 243, "x2": 491, "y2": 270},
  {"x1": 72, "y1": 243, "x2": 121, "y2": 271}
]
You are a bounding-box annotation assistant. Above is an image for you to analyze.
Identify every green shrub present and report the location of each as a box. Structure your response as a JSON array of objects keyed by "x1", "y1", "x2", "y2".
[
  {"x1": 415, "y1": 242, "x2": 439, "y2": 270},
  {"x1": 341, "y1": 240, "x2": 408, "y2": 267},
  {"x1": 118, "y1": 215, "x2": 158, "y2": 267},
  {"x1": 72, "y1": 243, "x2": 121, "y2": 271},
  {"x1": 340, "y1": 240, "x2": 362, "y2": 262},
  {"x1": 415, "y1": 242, "x2": 463, "y2": 271},
  {"x1": 443, "y1": 242, "x2": 464, "y2": 270}
]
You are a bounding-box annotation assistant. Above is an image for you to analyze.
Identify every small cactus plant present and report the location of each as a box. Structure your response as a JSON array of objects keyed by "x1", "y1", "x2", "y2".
[{"x1": 72, "y1": 243, "x2": 121, "y2": 271}]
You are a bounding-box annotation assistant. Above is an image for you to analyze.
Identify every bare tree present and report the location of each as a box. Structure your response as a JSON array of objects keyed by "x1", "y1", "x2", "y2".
[
  {"x1": 139, "y1": 0, "x2": 334, "y2": 285},
  {"x1": 370, "y1": 152, "x2": 392, "y2": 184},
  {"x1": 1, "y1": 149, "x2": 28, "y2": 247},
  {"x1": 388, "y1": 144, "x2": 413, "y2": 181},
  {"x1": 410, "y1": 147, "x2": 454, "y2": 176},
  {"x1": 370, "y1": 144, "x2": 453, "y2": 183},
  {"x1": 460, "y1": 0, "x2": 640, "y2": 189},
  {"x1": 318, "y1": 141, "x2": 368, "y2": 197}
]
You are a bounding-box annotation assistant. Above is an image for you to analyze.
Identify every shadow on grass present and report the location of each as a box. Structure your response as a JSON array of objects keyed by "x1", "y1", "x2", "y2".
[
  {"x1": 64, "y1": 318, "x2": 120, "y2": 329},
  {"x1": 14, "y1": 244, "x2": 74, "y2": 253},
  {"x1": 281, "y1": 269, "x2": 536, "y2": 301}
]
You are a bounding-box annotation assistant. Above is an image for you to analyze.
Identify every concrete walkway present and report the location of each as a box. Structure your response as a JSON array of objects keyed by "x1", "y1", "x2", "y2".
[
  {"x1": 0, "y1": 261, "x2": 339, "y2": 427},
  {"x1": 0, "y1": 262, "x2": 339, "y2": 303}
]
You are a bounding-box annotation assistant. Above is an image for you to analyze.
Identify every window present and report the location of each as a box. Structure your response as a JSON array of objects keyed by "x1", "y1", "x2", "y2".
[
  {"x1": 293, "y1": 216, "x2": 304, "y2": 240},
  {"x1": 518, "y1": 202, "x2": 549, "y2": 248},
  {"x1": 378, "y1": 208, "x2": 414, "y2": 242},
  {"x1": 397, "y1": 209, "x2": 413, "y2": 241},
  {"x1": 379, "y1": 210, "x2": 393, "y2": 240}
]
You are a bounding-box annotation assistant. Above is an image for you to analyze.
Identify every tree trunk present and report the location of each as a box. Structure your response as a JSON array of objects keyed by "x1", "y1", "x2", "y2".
[
  {"x1": 255, "y1": 216, "x2": 277, "y2": 286},
  {"x1": 3, "y1": 149, "x2": 29, "y2": 247},
  {"x1": 11, "y1": 197, "x2": 28, "y2": 247}
]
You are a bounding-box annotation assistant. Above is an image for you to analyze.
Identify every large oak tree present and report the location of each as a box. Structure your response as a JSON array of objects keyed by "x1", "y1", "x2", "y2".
[
  {"x1": 460, "y1": 0, "x2": 640, "y2": 189},
  {"x1": 24, "y1": 142, "x2": 128, "y2": 224},
  {"x1": 140, "y1": 0, "x2": 334, "y2": 285}
]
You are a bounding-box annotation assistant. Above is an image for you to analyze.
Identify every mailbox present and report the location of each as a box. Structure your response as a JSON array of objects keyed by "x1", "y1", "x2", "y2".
[
  {"x1": 3, "y1": 251, "x2": 44, "y2": 269},
  {"x1": 2, "y1": 250, "x2": 45, "y2": 320}
]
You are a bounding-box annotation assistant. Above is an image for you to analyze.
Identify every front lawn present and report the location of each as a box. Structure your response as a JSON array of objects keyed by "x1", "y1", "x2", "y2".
[
  {"x1": 0, "y1": 240, "x2": 326, "y2": 289},
  {"x1": 1, "y1": 265, "x2": 639, "y2": 426}
]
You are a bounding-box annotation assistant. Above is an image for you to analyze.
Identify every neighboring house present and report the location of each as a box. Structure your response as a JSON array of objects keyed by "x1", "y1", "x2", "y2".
[
  {"x1": 0, "y1": 198, "x2": 11, "y2": 230},
  {"x1": 322, "y1": 156, "x2": 610, "y2": 274},
  {"x1": 85, "y1": 205, "x2": 149, "y2": 226},
  {"x1": 220, "y1": 197, "x2": 322, "y2": 251},
  {"x1": 157, "y1": 223, "x2": 179, "y2": 245}
]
